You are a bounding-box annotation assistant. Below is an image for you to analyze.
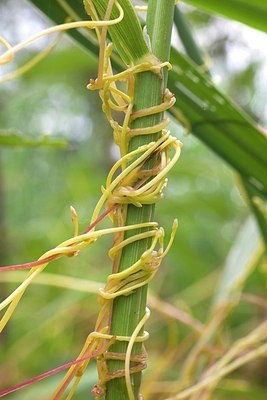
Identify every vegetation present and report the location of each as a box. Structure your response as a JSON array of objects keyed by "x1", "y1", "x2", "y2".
[{"x1": 0, "y1": 0, "x2": 266, "y2": 399}]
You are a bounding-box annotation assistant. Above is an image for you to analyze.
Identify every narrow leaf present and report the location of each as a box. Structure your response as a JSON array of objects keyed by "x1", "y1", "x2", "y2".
[
  {"x1": 0, "y1": 130, "x2": 67, "y2": 148},
  {"x1": 169, "y1": 49, "x2": 267, "y2": 193},
  {"x1": 183, "y1": 0, "x2": 267, "y2": 33},
  {"x1": 172, "y1": 7, "x2": 267, "y2": 244},
  {"x1": 92, "y1": 0, "x2": 149, "y2": 64},
  {"x1": 212, "y1": 216, "x2": 264, "y2": 307}
]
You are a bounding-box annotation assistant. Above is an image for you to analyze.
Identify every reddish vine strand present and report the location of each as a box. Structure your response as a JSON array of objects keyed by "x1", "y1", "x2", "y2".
[
  {"x1": 0, "y1": 346, "x2": 106, "y2": 398},
  {"x1": 0, "y1": 205, "x2": 115, "y2": 272}
]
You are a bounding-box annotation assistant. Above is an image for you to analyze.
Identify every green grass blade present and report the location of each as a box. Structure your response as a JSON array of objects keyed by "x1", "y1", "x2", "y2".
[
  {"x1": 173, "y1": 6, "x2": 208, "y2": 75},
  {"x1": 92, "y1": 0, "x2": 149, "y2": 64},
  {"x1": 169, "y1": 50, "x2": 267, "y2": 193},
  {"x1": 172, "y1": 8, "x2": 267, "y2": 245},
  {"x1": 212, "y1": 216, "x2": 264, "y2": 308},
  {"x1": 242, "y1": 179, "x2": 267, "y2": 243},
  {"x1": 183, "y1": 0, "x2": 267, "y2": 33},
  {"x1": 0, "y1": 130, "x2": 67, "y2": 148}
]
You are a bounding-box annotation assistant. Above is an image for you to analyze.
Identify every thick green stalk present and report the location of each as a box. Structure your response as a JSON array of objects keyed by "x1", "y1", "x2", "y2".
[{"x1": 106, "y1": 1, "x2": 175, "y2": 399}]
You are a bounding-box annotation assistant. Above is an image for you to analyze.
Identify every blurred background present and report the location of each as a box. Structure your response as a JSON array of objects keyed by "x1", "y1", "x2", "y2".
[{"x1": 0, "y1": 1, "x2": 266, "y2": 399}]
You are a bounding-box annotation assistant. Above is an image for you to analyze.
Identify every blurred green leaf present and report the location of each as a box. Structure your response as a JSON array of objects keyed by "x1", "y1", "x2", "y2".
[
  {"x1": 212, "y1": 216, "x2": 263, "y2": 307},
  {"x1": 0, "y1": 129, "x2": 68, "y2": 148},
  {"x1": 218, "y1": 381, "x2": 267, "y2": 400},
  {"x1": 242, "y1": 179, "x2": 267, "y2": 243},
  {"x1": 171, "y1": 8, "x2": 267, "y2": 244},
  {"x1": 183, "y1": 0, "x2": 267, "y2": 33},
  {"x1": 174, "y1": 6, "x2": 208, "y2": 75},
  {"x1": 169, "y1": 49, "x2": 267, "y2": 198}
]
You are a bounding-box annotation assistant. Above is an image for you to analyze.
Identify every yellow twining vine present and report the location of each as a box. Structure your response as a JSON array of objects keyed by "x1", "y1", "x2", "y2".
[{"x1": 0, "y1": 1, "x2": 182, "y2": 399}]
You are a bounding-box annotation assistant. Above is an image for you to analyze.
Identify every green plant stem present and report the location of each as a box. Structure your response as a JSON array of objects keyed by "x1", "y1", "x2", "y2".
[{"x1": 106, "y1": 1, "x2": 175, "y2": 399}]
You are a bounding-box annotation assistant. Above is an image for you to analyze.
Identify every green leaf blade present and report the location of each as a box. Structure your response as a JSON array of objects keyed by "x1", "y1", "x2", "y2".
[
  {"x1": 91, "y1": 0, "x2": 149, "y2": 64},
  {"x1": 0, "y1": 130, "x2": 68, "y2": 148},
  {"x1": 183, "y1": 0, "x2": 267, "y2": 33},
  {"x1": 169, "y1": 49, "x2": 267, "y2": 193}
]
